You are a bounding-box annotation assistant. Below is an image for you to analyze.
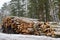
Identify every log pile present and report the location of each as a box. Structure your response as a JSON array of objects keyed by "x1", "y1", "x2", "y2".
[{"x1": 2, "y1": 16, "x2": 55, "y2": 37}]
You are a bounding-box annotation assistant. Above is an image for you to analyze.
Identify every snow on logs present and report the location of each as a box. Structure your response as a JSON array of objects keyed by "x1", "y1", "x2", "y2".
[{"x1": 2, "y1": 16, "x2": 55, "y2": 37}]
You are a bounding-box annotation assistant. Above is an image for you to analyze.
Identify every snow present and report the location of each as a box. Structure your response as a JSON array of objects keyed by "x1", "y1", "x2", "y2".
[{"x1": 0, "y1": 33, "x2": 60, "y2": 40}]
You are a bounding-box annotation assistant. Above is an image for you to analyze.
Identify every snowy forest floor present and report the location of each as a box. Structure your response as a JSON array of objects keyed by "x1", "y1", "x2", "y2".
[{"x1": 0, "y1": 33, "x2": 60, "y2": 40}]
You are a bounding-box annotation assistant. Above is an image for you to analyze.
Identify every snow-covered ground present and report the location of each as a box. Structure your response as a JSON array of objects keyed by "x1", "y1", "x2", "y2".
[{"x1": 0, "y1": 33, "x2": 60, "y2": 40}]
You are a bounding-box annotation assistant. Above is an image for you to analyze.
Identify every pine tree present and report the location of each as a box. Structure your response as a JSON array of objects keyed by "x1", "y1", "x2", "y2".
[
  {"x1": 58, "y1": 0, "x2": 60, "y2": 20},
  {"x1": 10, "y1": 0, "x2": 25, "y2": 17},
  {"x1": 45, "y1": 0, "x2": 51, "y2": 21},
  {"x1": 28, "y1": 0, "x2": 51, "y2": 21}
]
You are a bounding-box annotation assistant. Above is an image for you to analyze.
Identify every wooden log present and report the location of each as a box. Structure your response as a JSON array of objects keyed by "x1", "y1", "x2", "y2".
[{"x1": 2, "y1": 16, "x2": 55, "y2": 37}]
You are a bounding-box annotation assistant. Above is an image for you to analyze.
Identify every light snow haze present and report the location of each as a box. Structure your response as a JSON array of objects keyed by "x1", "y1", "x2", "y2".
[{"x1": 0, "y1": 0, "x2": 11, "y2": 9}]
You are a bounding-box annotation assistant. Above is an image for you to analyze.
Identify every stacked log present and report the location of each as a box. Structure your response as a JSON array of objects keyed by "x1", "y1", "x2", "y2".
[
  {"x1": 2, "y1": 16, "x2": 55, "y2": 37},
  {"x1": 40, "y1": 22, "x2": 55, "y2": 37},
  {"x1": 2, "y1": 16, "x2": 35, "y2": 34}
]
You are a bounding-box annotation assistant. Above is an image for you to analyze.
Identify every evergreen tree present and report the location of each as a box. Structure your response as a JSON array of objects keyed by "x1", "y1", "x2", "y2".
[
  {"x1": 58, "y1": 0, "x2": 60, "y2": 20},
  {"x1": 45, "y1": 0, "x2": 51, "y2": 21},
  {"x1": 10, "y1": 0, "x2": 25, "y2": 17},
  {"x1": 28, "y1": 0, "x2": 51, "y2": 21}
]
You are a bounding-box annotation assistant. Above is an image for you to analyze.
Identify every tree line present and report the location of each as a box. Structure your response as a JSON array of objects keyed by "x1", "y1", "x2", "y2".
[{"x1": 0, "y1": 0, "x2": 60, "y2": 22}]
